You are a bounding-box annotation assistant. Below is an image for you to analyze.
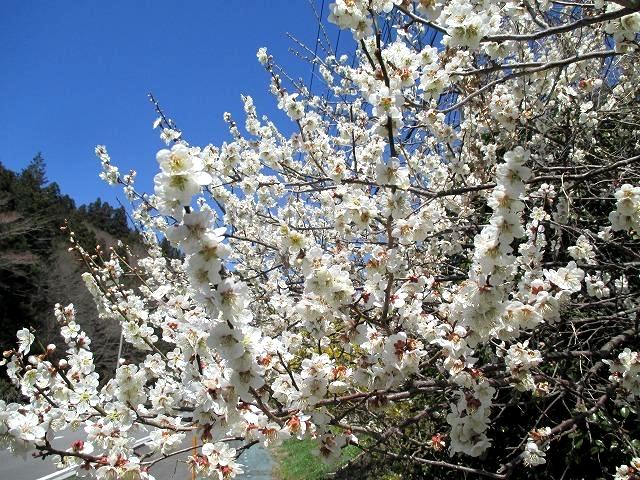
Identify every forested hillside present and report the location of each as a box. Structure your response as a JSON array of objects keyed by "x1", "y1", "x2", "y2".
[{"x1": 0, "y1": 155, "x2": 143, "y2": 399}]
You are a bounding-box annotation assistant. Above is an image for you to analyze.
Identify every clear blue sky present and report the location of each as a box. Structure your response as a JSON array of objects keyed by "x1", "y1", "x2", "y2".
[{"x1": 1, "y1": 1, "x2": 344, "y2": 207}]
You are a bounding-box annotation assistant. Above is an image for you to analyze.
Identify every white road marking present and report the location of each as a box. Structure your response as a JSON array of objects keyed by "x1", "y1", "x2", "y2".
[{"x1": 32, "y1": 465, "x2": 76, "y2": 480}]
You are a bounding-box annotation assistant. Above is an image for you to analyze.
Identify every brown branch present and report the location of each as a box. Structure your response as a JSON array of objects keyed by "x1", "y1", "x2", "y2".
[
  {"x1": 483, "y1": 7, "x2": 638, "y2": 43},
  {"x1": 394, "y1": 5, "x2": 448, "y2": 35},
  {"x1": 372, "y1": 448, "x2": 508, "y2": 479},
  {"x1": 440, "y1": 50, "x2": 621, "y2": 114},
  {"x1": 530, "y1": 154, "x2": 640, "y2": 184}
]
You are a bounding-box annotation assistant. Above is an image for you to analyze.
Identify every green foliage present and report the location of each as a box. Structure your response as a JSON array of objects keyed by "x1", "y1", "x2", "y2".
[
  {"x1": 274, "y1": 438, "x2": 360, "y2": 480},
  {"x1": 0, "y1": 155, "x2": 143, "y2": 379},
  {"x1": 77, "y1": 198, "x2": 134, "y2": 241},
  {"x1": 0, "y1": 378, "x2": 22, "y2": 403},
  {"x1": 160, "y1": 236, "x2": 184, "y2": 260},
  {"x1": 0, "y1": 156, "x2": 61, "y2": 351}
]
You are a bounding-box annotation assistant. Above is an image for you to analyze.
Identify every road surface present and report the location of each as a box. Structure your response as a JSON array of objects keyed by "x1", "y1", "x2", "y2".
[{"x1": 0, "y1": 432, "x2": 274, "y2": 480}]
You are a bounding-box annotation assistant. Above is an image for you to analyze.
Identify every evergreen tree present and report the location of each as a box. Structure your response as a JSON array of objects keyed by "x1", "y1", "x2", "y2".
[{"x1": 0, "y1": 155, "x2": 142, "y2": 386}]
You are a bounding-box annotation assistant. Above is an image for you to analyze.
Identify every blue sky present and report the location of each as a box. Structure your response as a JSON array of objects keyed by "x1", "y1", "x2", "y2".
[{"x1": 1, "y1": 1, "x2": 344, "y2": 207}]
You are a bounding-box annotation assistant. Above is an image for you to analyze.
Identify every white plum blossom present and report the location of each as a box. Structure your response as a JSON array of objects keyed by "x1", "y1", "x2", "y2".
[
  {"x1": 256, "y1": 47, "x2": 269, "y2": 65},
  {"x1": 543, "y1": 261, "x2": 585, "y2": 293},
  {"x1": 605, "y1": 349, "x2": 640, "y2": 399},
  {"x1": 610, "y1": 184, "x2": 640, "y2": 235},
  {"x1": 16, "y1": 328, "x2": 34, "y2": 355},
  {"x1": 615, "y1": 458, "x2": 640, "y2": 480},
  {"x1": 568, "y1": 235, "x2": 596, "y2": 264}
]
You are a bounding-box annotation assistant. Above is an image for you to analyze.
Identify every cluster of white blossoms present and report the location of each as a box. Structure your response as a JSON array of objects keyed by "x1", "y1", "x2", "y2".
[
  {"x1": 328, "y1": 0, "x2": 402, "y2": 38},
  {"x1": 606, "y1": 10, "x2": 640, "y2": 45},
  {"x1": 615, "y1": 457, "x2": 640, "y2": 480},
  {"x1": 568, "y1": 235, "x2": 597, "y2": 264},
  {"x1": 3, "y1": 1, "x2": 640, "y2": 478},
  {"x1": 457, "y1": 147, "x2": 532, "y2": 344},
  {"x1": 153, "y1": 144, "x2": 213, "y2": 219},
  {"x1": 605, "y1": 348, "x2": 640, "y2": 399},
  {"x1": 446, "y1": 379, "x2": 495, "y2": 457},
  {"x1": 504, "y1": 341, "x2": 543, "y2": 392},
  {"x1": 440, "y1": 0, "x2": 499, "y2": 49},
  {"x1": 95, "y1": 145, "x2": 119, "y2": 185},
  {"x1": 522, "y1": 427, "x2": 551, "y2": 467},
  {"x1": 189, "y1": 442, "x2": 243, "y2": 479},
  {"x1": 609, "y1": 184, "x2": 640, "y2": 235},
  {"x1": 277, "y1": 92, "x2": 305, "y2": 121}
]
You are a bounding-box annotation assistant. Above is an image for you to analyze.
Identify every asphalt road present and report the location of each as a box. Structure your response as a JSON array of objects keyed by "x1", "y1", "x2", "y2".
[
  {"x1": 0, "y1": 431, "x2": 273, "y2": 480},
  {"x1": 0, "y1": 446, "x2": 61, "y2": 480},
  {"x1": 0, "y1": 430, "x2": 81, "y2": 480}
]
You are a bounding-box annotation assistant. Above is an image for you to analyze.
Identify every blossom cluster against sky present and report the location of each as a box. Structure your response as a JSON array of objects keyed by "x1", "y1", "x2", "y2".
[{"x1": 1, "y1": 0, "x2": 340, "y2": 206}]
